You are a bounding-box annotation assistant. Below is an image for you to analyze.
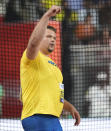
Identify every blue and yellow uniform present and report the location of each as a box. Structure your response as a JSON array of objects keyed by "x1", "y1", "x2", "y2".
[{"x1": 20, "y1": 50, "x2": 64, "y2": 131}]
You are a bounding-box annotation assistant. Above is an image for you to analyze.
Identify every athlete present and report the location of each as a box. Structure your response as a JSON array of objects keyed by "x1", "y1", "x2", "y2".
[{"x1": 20, "y1": 5, "x2": 80, "y2": 131}]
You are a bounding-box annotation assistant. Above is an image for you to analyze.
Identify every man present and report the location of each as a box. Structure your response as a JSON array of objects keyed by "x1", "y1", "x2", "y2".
[{"x1": 20, "y1": 5, "x2": 80, "y2": 131}]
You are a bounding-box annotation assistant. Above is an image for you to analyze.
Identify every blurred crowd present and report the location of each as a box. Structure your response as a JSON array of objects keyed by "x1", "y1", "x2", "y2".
[{"x1": 0, "y1": 0, "x2": 111, "y2": 46}]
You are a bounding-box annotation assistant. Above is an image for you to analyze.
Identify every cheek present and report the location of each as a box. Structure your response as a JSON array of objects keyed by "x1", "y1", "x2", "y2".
[
  {"x1": 44, "y1": 37, "x2": 49, "y2": 43},
  {"x1": 41, "y1": 39, "x2": 49, "y2": 46}
]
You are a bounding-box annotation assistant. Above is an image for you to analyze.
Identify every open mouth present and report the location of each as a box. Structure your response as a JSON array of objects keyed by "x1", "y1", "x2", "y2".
[{"x1": 49, "y1": 43, "x2": 55, "y2": 47}]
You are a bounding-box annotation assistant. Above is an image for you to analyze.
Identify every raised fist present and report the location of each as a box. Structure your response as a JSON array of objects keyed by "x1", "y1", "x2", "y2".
[{"x1": 45, "y1": 5, "x2": 61, "y2": 18}]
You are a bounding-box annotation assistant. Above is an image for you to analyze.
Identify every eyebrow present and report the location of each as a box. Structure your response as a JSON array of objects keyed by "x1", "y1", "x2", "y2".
[{"x1": 47, "y1": 34, "x2": 56, "y2": 39}]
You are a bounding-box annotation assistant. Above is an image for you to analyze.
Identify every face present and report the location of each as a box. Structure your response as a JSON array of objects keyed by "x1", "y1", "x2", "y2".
[{"x1": 40, "y1": 29, "x2": 56, "y2": 55}]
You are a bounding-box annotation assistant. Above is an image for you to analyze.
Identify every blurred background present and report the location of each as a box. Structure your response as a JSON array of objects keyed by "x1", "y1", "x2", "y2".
[{"x1": 0, "y1": 0, "x2": 111, "y2": 130}]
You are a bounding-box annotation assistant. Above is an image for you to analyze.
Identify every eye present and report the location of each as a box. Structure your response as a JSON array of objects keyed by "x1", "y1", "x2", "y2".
[
  {"x1": 46, "y1": 35, "x2": 56, "y2": 40},
  {"x1": 53, "y1": 37, "x2": 56, "y2": 40}
]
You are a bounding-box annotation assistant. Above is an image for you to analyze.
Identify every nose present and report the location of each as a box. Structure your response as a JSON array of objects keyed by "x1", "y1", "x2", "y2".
[{"x1": 51, "y1": 37, "x2": 55, "y2": 43}]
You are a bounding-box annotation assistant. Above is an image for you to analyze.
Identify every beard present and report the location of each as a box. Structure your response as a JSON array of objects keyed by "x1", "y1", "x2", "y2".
[
  {"x1": 48, "y1": 48, "x2": 53, "y2": 53},
  {"x1": 48, "y1": 44, "x2": 55, "y2": 53}
]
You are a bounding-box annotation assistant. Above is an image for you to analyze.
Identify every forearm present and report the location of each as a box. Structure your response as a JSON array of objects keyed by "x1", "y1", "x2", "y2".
[
  {"x1": 28, "y1": 14, "x2": 49, "y2": 47},
  {"x1": 63, "y1": 99, "x2": 81, "y2": 126},
  {"x1": 63, "y1": 99, "x2": 74, "y2": 112}
]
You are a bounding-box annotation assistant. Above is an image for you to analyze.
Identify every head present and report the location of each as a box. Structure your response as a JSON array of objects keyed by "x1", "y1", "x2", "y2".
[
  {"x1": 40, "y1": 25, "x2": 56, "y2": 55},
  {"x1": 96, "y1": 72, "x2": 108, "y2": 87},
  {"x1": 85, "y1": 12, "x2": 92, "y2": 24}
]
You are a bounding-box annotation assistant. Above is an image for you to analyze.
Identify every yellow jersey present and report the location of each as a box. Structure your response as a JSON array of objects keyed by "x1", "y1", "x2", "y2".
[{"x1": 20, "y1": 50, "x2": 64, "y2": 120}]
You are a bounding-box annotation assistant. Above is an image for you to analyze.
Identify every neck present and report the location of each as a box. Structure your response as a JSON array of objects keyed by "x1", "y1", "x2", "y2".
[{"x1": 40, "y1": 50, "x2": 50, "y2": 56}]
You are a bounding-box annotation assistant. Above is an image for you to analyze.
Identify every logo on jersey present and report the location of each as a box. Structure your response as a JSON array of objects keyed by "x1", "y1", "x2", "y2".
[
  {"x1": 48, "y1": 60, "x2": 57, "y2": 67},
  {"x1": 59, "y1": 83, "x2": 64, "y2": 103}
]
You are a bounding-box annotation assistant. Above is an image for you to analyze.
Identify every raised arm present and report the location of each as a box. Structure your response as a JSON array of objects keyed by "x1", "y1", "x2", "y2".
[{"x1": 26, "y1": 6, "x2": 61, "y2": 60}]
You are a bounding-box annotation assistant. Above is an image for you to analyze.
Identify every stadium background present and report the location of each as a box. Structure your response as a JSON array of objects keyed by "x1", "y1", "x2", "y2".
[{"x1": 0, "y1": 0, "x2": 111, "y2": 130}]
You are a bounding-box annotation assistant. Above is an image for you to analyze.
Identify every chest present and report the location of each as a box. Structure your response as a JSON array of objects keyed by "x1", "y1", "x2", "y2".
[{"x1": 38, "y1": 57, "x2": 63, "y2": 83}]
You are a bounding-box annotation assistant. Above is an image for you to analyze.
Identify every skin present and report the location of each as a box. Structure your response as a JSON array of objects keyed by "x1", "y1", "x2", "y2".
[
  {"x1": 25, "y1": 5, "x2": 80, "y2": 126},
  {"x1": 40, "y1": 29, "x2": 56, "y2": 56}
]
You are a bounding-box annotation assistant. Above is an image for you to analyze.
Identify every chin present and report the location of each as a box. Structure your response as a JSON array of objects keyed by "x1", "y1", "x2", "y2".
[{"x1": 48, "y1": 49, "x2": 54, "y2": 53}]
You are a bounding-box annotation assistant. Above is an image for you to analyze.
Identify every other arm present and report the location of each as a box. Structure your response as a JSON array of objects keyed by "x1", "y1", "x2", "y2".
[{"x1": 63, "y1": 99, "x2": 81, "y2": 126}]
